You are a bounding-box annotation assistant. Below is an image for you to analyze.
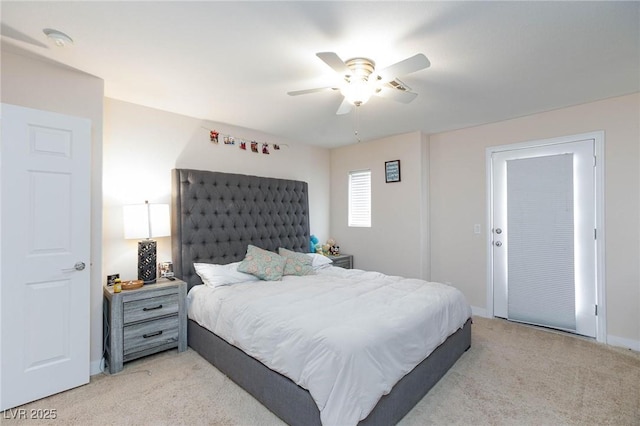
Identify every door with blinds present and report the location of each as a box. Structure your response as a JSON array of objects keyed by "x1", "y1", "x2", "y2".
[{"x1": 491, "y1": 137, "x2": 598, "y2": 338}]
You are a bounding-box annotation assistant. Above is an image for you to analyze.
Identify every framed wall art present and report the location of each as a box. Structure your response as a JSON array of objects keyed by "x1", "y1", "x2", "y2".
[{"x1": 385, "y1": 160, "x2": 401, "y2": 183}]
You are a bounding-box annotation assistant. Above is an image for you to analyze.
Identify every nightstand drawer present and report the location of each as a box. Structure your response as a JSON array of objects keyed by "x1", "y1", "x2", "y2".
[
  {"x1": 332, "y1": 258, "x2": 351, "y2": 268},
  {"x1": 124, "y1": 293, "x2": 178, "y2": 324},
  {"x1": 123, "y1": 315, "x2": 179, "y2": 356},
  {"x1": 329, "y1": 254, "x2": 353, "y2": 269}
]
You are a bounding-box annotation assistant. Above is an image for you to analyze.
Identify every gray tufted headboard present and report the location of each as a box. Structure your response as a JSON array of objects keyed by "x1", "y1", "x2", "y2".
[{"x1": 171, "y1": 169, "x2": 310, "y2": 290}]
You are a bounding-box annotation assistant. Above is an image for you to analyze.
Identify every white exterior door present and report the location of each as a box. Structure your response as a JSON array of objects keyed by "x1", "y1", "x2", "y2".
[
  {"x1": 1, "y1": 104, "x2": 91, "y2": 410},
  {"x1": 490, "y1": 137, "x2": 598, "y2": 338}
]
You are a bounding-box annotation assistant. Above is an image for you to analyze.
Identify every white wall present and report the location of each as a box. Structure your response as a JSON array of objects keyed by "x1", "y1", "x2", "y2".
[
  {"x1": 429, "y1": 93, "x2": 640, "y2": 348},
  {"x1": 1, "y1": 47, "x2": 105, "y2": 372},
  {"x1": 0, "y1": 48, "x2": 331, "y2": 376},
  {"x1": 103, "y1": 98, "x2": 331, "y2": 282},
  {"x1": 330, "y1": 94, "x2": 638, "y2": 349},
  {"x1": 330, "y1": 131, "x2": 430, "y2": 278}
]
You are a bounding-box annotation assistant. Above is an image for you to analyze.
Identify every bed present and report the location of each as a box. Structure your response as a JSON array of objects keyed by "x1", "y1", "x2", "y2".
[{"x1": 171, "y1": 168, "x2": 472, "y2": 426}]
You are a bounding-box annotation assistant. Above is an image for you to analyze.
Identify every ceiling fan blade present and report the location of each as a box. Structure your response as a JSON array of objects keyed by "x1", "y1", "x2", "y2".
[
  {"x1": 376, "y1": 87, "x2": 418, "y2": 104},
  {"x1": 377, "y1": 53, "x2": 430, "y2": 82},
  {"x1": 287, "y1": 87, "x2": 337, "y2": 96},
  {"x1": 336, "y1": 97, "x2": 353, "y2": 115},
  {"x1": 317, "y1": 52, "x2": 350, "y2": 74}
]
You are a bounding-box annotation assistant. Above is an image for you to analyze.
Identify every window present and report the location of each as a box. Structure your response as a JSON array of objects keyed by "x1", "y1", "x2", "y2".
[{"x1": 348, "y1": 170, "x2": 371, "y2": 227}]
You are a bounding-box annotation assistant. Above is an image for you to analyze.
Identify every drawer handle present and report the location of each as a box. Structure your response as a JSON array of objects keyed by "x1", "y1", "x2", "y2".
[
  {"x1": 143, "y1": 304, "x2": 163, "y2": 311},
  {"x1": 143, "y1": 331, "x2": 163, "y2": 339}
]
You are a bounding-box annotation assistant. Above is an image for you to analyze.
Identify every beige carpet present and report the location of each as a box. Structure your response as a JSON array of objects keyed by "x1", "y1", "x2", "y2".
[{"x1": 4, "y1": 317, "x2": 639, "y2": 425}]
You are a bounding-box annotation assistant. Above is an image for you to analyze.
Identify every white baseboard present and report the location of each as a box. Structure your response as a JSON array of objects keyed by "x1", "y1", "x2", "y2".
[
  {"x1": 90, "y1": 358, "x2": 104, "y2": 376},
  {"x1": 607, "y1": 334, "x2": 640, "y2": 352},
  {"x1": 471, "y1": 306, "x2": 489, "y2": 318}
]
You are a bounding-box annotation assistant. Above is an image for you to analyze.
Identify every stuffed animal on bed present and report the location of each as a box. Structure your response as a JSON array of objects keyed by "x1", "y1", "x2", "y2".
[{"x1": 310, "y1": 235, "x2": 319, "y2": 253}]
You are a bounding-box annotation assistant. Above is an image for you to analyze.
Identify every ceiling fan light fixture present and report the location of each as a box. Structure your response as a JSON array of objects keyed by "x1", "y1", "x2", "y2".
[
  {"x1": 340, "y1": 78, "x2": 376, "y2": 106},
  {"x1": 339, "y1": 57, "x2": 378, "y2": 106}
]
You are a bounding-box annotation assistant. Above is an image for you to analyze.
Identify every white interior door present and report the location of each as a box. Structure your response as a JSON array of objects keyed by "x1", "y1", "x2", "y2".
[
  {"x1": 491, "y1": 138, "x2": 597, "y2": 338},
  {"x1": 1, "y1": 103, "x2": 91, "y2": 410}
]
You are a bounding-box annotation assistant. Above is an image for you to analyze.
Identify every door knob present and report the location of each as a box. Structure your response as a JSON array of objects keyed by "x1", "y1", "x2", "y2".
[
  {"x1": 495, "y1": 241, "x2": 502, "y2": 247},
  {"x1": 495, "y1": 228, "x2": 502, "y2": 234},
  {"x1": 62, "y1": 262, "x2": 86, "y2": 272}
]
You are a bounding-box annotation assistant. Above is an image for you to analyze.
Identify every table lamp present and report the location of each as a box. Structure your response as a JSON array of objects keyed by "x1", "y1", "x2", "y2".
[{"x1": 123, "y1": 201, "x2": 170, "y2": 284}]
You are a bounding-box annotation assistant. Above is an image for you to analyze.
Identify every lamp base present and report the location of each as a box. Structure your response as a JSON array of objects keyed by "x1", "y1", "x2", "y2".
[{"x1": 138, "y1": 240, "x2": 157, "y2": 284}]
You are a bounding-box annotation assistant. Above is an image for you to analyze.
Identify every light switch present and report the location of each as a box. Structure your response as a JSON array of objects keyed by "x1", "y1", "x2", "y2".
[{"x1": 473, "y1": 224, "x2": 481, "y2": 234}]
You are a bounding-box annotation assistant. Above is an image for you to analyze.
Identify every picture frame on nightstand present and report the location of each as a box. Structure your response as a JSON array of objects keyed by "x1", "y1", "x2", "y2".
[{"x1": 159, "y1": 261, "x2": 174, "y2": 278}]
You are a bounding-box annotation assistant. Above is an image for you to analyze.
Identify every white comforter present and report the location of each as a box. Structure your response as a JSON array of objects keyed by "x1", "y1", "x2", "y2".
[{"x1": 187, "y1": 266, "x2": 471, "y2": 426}]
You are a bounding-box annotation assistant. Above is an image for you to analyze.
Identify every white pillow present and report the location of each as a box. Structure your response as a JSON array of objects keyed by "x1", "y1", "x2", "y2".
[
  {"x1": 306, "y1": 253, "x2": 333, "y2": 269},
  {"x1": 194, "y1": 262, "x2": 259, "y2": 288}
]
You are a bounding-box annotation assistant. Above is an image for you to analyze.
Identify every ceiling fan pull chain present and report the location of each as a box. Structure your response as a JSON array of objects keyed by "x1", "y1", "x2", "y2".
[{"x1": 354, "y1": 106, "x2": 361, "y2": 142}]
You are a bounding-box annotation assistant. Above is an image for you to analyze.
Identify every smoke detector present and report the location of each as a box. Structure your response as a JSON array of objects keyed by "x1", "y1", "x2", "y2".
[{"x1": 43, "y1": 28, "x2": 73, "y2": 47}]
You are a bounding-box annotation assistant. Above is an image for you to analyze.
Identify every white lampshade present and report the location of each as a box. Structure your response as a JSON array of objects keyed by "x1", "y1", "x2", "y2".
[{"x1": 123, "y1": 201, "x2": 170, "y2": 239}]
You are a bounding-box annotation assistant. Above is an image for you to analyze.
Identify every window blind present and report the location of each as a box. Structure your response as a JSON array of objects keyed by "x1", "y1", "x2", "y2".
[
  {"x1": 506, "y1": 154, "x2": 576, "y2": 331},
  {"x1": 349, "y1": 170, "x2": 371, "y2": 227}
]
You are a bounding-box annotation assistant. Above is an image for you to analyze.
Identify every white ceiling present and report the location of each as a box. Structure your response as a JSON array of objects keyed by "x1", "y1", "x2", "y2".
[{"x1": 2, "y1": 1, "x2": 639, "y2": 148}]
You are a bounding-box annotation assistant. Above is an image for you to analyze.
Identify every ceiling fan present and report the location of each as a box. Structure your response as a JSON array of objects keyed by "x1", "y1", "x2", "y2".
[{"x1": 287, "y1": 52, "x2": 430, "y2": 115}]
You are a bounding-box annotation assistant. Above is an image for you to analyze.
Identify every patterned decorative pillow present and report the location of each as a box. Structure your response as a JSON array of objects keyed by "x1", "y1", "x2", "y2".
[
  {"x1": 237, "y1": 245, "x2": 285, "y2": 281},
  {"x1": 278, "y1": 247, "x2": 315, "y2": 276}
]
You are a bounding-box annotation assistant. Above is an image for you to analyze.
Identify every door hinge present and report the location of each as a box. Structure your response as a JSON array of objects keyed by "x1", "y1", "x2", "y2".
[
  {"x1": 595, "y1": 304, "x2": 598, "y2": 316},
  {"x1": 594, "y1": 228, "x2": 597, "y2": 239},
  {"x1": 593, "y1": 155, "x2": 597, "y2": 167}
]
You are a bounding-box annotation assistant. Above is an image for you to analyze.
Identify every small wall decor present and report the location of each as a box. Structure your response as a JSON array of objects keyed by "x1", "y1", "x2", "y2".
[
  {"x1": 385, "y1": 160, "x2": 401, "y2": 183},
  {"x1": 202, "y1": 127, "x2": 289, "y2": 155}
]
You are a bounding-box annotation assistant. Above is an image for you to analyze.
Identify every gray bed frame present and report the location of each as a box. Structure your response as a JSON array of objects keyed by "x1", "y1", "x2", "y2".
[{"x1": 171, "y1": 168, "x2": 471, "y2": 425}]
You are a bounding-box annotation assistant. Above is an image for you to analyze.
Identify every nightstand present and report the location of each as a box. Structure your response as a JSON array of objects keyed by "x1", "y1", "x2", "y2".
[
  {"x1": 328, "y1": 254, "x2": 353, "y2": 269},
  {"x1": 103, "y1": 278, "x2": 187, "y2": 374}
]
